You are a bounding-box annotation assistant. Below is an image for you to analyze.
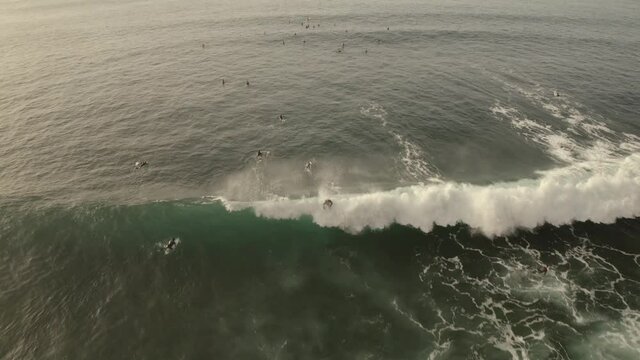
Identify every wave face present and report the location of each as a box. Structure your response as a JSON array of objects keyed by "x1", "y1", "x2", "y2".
[{"x1": 1, "y1": 201, "x2": 639, "y2": 359}]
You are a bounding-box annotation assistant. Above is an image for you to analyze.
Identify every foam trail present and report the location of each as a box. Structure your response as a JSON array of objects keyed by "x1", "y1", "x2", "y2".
[
  {"x1": 490, "y1": 104, "x2": 581, "y2": 163},
  {"x1": 222, "y1": 154, "x2": 640, "y2": 236},
  {"x1": 360, "y1": 101, "x2": 388, "y2": 127},
  {"x1": 360, "y1": 101, "x2": 441, "y2": 182},
  {"x1": 393, "y1": 132, "x2": 441, "y2": 182}
]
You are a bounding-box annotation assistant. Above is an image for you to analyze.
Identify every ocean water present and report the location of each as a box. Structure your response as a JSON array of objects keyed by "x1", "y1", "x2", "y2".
[{"x1": 1, "y1": 0, "x2": 639, "y2": 358}]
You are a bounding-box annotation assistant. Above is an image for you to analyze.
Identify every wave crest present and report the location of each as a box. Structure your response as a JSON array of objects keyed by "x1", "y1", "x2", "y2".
[{"x1": 222, "y1": 154, "x2": 640, "y2": 236}]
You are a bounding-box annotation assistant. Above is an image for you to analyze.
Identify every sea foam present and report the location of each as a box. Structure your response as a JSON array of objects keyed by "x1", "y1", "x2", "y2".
[{"x1": 222, "y1": 153, "x2": 640, "y2": 236}]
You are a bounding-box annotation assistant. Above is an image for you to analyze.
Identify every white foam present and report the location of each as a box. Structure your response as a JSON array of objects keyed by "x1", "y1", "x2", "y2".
[
  {"x1": 360, "y1": 101, "x2": 441, "y2": 182},
  {"x1": 427, "y1": 340, "x2": 452, "y2": 360},
  {"x1": 621, "y1": 133, "x2": 640, "y2": 153},
  {"x1": 498, "y1": 80, "x2": 623, "y2": 155},
  {"x1": 491, "y1": 103, "x2": 581, "y2": 163},
  {"x1": 222, "y1": 153, "x2": 640, "y2": 236},
  {"x1": 568, "y1": 309, "x2": 640, "y2": 359},
  {"x1": 393, "y1": 133, "x2": 441, "y2": 182},
  {"x1": 414, "y1": 215, "x2": 640, "y2": 358},
  {"x1": 490, "y1": 92, "x2": 637, "y2": 169}
]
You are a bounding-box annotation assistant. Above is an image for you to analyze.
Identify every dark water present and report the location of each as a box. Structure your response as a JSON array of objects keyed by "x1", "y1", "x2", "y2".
[{"x1": 1, "y1": 0, "x2": 639, "y2": 359}]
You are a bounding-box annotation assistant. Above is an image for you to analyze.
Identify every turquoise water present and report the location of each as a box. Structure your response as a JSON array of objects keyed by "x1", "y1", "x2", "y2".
[{"x1": 1, "y1": 0, "x2": 639, "y2": 358}]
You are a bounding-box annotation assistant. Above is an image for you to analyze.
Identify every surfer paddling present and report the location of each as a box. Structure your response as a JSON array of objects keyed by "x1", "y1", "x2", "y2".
[
  {"x1": 165, "y1": 238, "x2": 178, "y2": 251},
  {"x1": 134, "y1": 161, "x2": 148, "y2": 169}
]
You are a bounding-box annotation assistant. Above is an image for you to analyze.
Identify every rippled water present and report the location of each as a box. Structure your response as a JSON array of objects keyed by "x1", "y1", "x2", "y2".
[{"x1": 1, "y1": 0, "x2": 639, "y2": 359}]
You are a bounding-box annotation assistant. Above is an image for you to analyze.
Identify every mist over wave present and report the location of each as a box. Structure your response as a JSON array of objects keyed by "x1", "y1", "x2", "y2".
[{"x1": 222, "y1": 153, "x2": 639, "y2": 235}]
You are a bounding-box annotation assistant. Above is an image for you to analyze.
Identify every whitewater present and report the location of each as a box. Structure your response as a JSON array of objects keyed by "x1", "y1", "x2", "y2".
[{"x1": 222, "y1": 84, "x2": 640, "y2": 236}]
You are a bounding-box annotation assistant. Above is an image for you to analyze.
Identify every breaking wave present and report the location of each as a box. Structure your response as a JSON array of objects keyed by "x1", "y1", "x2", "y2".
[
  {"x1": 222, "y1": 154, "x2": 639, "y2": 235},
  {"x1": 221, "y1": 86, "x2": 639, "y2": 236}
]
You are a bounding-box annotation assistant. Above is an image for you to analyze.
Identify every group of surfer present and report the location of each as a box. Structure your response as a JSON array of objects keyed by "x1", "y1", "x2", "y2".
[
  {"x1": 210, "y1": 19, "x2": 394, "y2": 90},
  {"x1": 143, "y1": 20, "x2": 398, "y2": 253}
]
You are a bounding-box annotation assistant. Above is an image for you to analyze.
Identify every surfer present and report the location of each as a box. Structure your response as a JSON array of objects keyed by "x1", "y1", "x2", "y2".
[
  {"x1": 165, "y1": 238, "x2": 178, "y2": 251},
  {"x1": 134, "y1": 161, "x2": 148, "y2": 169},
  {"x1": 305, "y1": 161, "x2": 312, "y2": 172},
  {"x1": 323, "y1": 199, "x2": 333, "y2": 209},
  {"x1": 246, "y1": 80, "x2": 250, "y2": 86},
  {"x1": 553, "y1": 91, "x2": 561, "y2": 97},
  {"x1": 222, "y1": 79, "x2": 225, "y2": 86},
  {"x1": 279, "y1": 114, "x2": 285, "y2": 121},
  {"x1": 538, "y1": 266, "x2": 548, "y2": 274}
]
